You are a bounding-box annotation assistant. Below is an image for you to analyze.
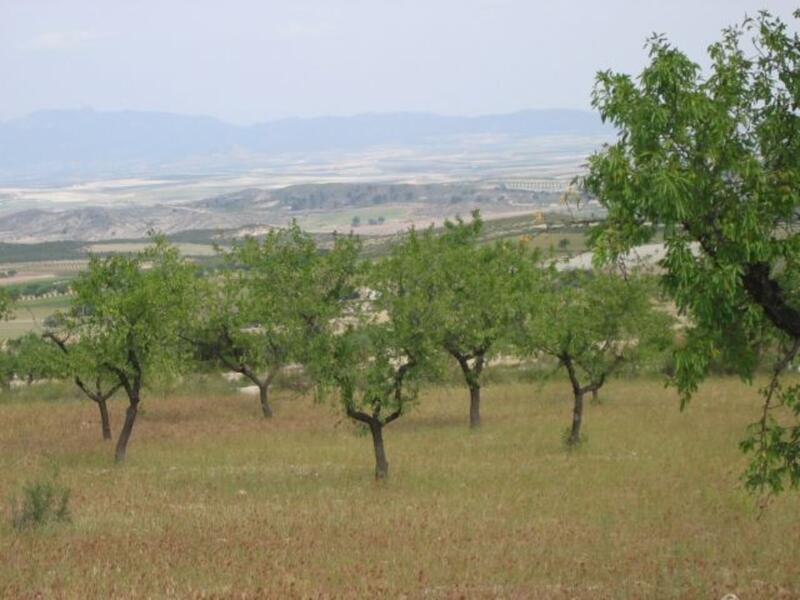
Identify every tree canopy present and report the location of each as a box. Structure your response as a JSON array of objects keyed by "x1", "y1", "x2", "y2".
[
  {"x1": 394, "y1": 212, "x2": 537, "y2": 427},
  {"x1": 585, "y1": 10, "x2": 800, "y2": 491},
  {"x1": 65, "y1": 239, "x2": 198, "y2": 461},
  {"x1": 519, "y1": 270, "x2": 672, "y2": 445},
  {"x1": 194, "y1": 225, "x2": 360, "y2": 418},
  {"x1": 318, "y1": 239, "x2": 440, "y2": 479}
]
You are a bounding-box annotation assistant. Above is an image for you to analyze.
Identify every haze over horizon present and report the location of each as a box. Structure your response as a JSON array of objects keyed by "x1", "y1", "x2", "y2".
[{"x1": 1, "y1": 0, "x2": 796, "y2": 125}]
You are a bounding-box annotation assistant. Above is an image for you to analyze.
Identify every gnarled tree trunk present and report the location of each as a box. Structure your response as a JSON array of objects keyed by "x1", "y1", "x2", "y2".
[
  {"x1": 369, "y1": 421, "x2": 389, "y2": 480},
  {"x1": 569, "y1": 390, "x2": 584, "y2": 446},
  {"x1": 97, "y1": 398, "x2": 112, "y2": 440},
  {"x1": 561, "y1": 353, "x2": 585, "y2": 446},
  {"x1": 451, "y1": 349, "x2": 486, "y2": 429},
  {"x1": 258, "y1": 382, "x2": 273, "y2": 418},
  {"x1": 114, "y1": 395, "x2": 139, "y2": 463}
]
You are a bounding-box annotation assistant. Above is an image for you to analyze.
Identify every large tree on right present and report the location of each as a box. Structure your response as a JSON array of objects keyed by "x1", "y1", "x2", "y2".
[{"x1": 585, "y1": 11, "x2": 800, "y2": 492}]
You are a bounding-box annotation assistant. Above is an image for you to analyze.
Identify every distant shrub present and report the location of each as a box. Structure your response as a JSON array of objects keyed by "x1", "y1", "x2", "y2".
[{"x1": 10, "y1": 478, "x2": 71, "y2": 531}]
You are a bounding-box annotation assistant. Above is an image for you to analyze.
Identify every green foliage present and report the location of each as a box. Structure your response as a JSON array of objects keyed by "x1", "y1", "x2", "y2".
[
  {"x1": 521, "y1": 270, "x2": 672, "y2": 387},
  {"x1": 585, "y1": 10, "x2": 800, "y2": 492},
  {"x1": 395, "y1": 212, "x2": 539, "y2": 389},
  {"x1": 327, "y1": 323, "x2": 423, "y2": 428},
  {"x1": 10, "y1": 478, "x2": 71, "y2": 531},
  {"x1": 67, "y1": 238, "x2": 199, "y2": 390},
  {"x1": 0, "y1": 287, "x2": 12, "y2": 321},
  {"x1": 0, "y1": 347, "x2": 16, "y2": 391},
  {"x1": 319, "y1": 229, "x2": 439, "y2": 425},
  {"x1": 4, "y1": 279, "x2": 72, "y2": 299},
  {"x1": 7, "y1": 332, "x2": 67, "y2": 383},
  {"x1": 740, "y1": 347, "x2": 800, "y2": 493},
  {"x1": 196, "y1": 224, "x2": 361, "y2": 392},
  {"x1": 57, "y1": 237, "x2": 199, "y2": 459}
]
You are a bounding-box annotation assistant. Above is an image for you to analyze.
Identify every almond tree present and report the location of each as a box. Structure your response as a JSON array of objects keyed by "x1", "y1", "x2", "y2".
[
  {"x1": 194, "y1": 224, "x2": 360, "y2": 418},
  {"x1": 519, "y1": 271, "x2": 672, "y2": 446},
  {"x1": 405, "y1": 212, "x2": 533, "y2": 428},
  {"x1": 6, "y1": 332, "x2": 65, "y2": 386},
  {"x1": 319, "y1": 243, "x2": 439, "y2": 480},
  {"x1": 66, "y1": 239, "x2": 198, "y2": 461},
  {"x1": 0, "y1": 289, "x2": 14, "y2": 392},
  {"x1": 43, "y1": 330, "x2": 122, "y2": 440},
  {"x1": 585, "y1": 11, "x2": 800, "y2": 490}
]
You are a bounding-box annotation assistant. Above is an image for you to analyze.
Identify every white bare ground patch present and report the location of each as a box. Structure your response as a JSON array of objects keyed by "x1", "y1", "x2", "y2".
[
  {"x1": 0, "y1": 272, "x2": 57, "y2": 285},
  {"x1": 9, "y1": 377, "x2": 56, "y2": 388},
  {"x1": 559, "y1": 242, "x2": 701, "y2": 272}
]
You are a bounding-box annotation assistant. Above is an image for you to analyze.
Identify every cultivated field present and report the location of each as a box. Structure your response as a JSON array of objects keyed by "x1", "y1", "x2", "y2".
[
  {"x1": 85, "y1": 243, "x2": 217, "y2": 257},
  {"x1": 0, "y1": 295, "x2": 70, "y2": 340},
  {"x1": 1, "y1": 377, "x2": 798, "y2": 598}
]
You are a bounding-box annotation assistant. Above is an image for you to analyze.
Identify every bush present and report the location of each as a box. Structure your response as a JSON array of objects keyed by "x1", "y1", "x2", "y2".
[{"x1": 10, "y1": 478, "x2": 71, "y2": 531}]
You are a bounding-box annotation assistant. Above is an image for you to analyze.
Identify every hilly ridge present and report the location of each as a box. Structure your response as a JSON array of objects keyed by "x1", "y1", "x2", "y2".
[{"x1": 0, "y1": 181, "x2": 576, "y2": 242}]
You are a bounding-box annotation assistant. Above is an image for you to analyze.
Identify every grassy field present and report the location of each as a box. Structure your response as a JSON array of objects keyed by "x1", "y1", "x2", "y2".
[
  {"x1": 84, "y1": 243, "x2": 218, "y2": 257},
  {"x1": 0, "y1": 295, "x2": 71, "y2": 340},
  {"x1": 295, "y1": 205, "x2": 411, "y2": 231},
  {"x1": 0, "y1": 376, "x2": 798, "y2": 598}
]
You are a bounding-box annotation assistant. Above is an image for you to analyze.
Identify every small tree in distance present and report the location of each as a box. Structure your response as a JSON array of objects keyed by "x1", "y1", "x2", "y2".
[
  {"x1": 0, "y1": 290, "x2": 14, "y2": 392},
  {"x1": 194, "y1": 225, "x2": 360, "y2": 418},
  {"x1": 520, "y1": 270, "x2": 672, "y2": 446},
  {"x1": 318, "y1": 243, "x2": 438, "y2": 480},
  {"x1": 419, "y1": 212, "x2": 535, "y2": 428},
  {"x1": 328, "y1": 324, "x2": 423, "y2": 480},
  {"x1": 43, "y1": 329, "x2": 122, "y2": 440},
  {"x1": 6, "y1": 332, "x2": 65, "y2": 386},
  {"x1": 67, "y1": 239, "x2": 198, "y2": 462}
]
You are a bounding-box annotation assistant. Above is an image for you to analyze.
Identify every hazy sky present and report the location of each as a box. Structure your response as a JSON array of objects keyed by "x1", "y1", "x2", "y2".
[{"x1": 0, "y1": 0, "x2": 796, "y2": 124}]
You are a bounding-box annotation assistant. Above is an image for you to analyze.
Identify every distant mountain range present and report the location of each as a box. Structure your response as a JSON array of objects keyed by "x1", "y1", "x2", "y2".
[{"x1": 0, "y1": 108, "x2": 610, "y2": 183}]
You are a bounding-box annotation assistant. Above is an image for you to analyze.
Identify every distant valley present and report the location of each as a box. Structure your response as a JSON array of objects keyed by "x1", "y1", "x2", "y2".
[
  {"x1": 0, "y1": 181, "x2": 601, "y2": 243},
  {"x1": 0, "y1": 108, "x2": 611, "y2": 244}
]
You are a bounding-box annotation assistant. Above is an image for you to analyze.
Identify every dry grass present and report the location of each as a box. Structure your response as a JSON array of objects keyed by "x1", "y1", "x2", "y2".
[
  {"x1": 84, "y1": 243, "x2": 217, "y2": 257},
  {"x1": 0, "y1": 377, "x2": 798, "y2": 598}
]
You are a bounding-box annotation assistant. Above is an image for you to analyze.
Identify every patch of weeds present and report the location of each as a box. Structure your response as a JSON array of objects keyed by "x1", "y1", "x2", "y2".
[{"x1": 9, "y1": 476, "x2": 71, "y2": 531}]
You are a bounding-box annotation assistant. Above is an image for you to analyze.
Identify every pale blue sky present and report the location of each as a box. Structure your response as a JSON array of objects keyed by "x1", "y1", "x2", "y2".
[{"x1": 0, "y1": 0, "x2": 796, "y2": 123}]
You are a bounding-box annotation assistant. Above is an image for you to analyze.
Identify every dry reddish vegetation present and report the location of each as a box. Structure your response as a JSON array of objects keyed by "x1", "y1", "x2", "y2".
[{"x1": 1, "y1": 377, "x2": 799, "y2": 598}]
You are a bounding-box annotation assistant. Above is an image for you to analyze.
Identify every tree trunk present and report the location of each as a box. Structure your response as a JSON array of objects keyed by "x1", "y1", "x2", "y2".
[
  {"x1": 591, "y1": 389, "x2": 599, "y2": 403},
  {"x1": 97, "y1": 398, "x2": 112, "y2": 440},
  {"x1": 370, "y1": 421, "x2": 389, "y2": 480},
  {"x1": 569, "y1": 390, "x2": 584, "y2": 446},
  {"x1": 258, "y1": 383, "x2": 273, "y2": 418},
  {"x1": 114, "y1": 396, "x2": 139, "y2": 463},
  {"x1": 469, "y1": 384, "x2": 481, "y2": 429}
]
